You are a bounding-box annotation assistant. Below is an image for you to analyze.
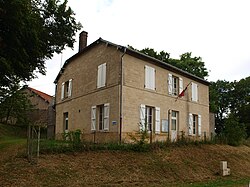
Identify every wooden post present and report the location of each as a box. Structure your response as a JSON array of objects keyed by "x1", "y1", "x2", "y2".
[
  {"x1": 37, "y1": 126, "x2": 40, "y2": 159},
  {"x1": 27, "y1": 124, "x2": 31, "y2": 162}
]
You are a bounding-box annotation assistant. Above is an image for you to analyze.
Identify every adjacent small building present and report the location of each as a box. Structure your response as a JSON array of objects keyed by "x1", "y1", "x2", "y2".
[
  {"x1": 23, "y1": 86, "x2": 55, "y2": 139},
  {"x1": 54, "y1": 31, "x2": 211, "y2": 143}
]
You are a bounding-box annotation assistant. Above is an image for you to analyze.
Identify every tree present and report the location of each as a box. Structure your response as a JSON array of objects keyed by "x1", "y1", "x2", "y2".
[
  {"x1": 209, "y1": 80, "x2": 233, "y2": 134},
  {"x1": 230, "y1": 76, "x2": 250, "y2": 138},
  {"x1": 0, "y1": 84, "x2": 33, "y2": 125},
  {"x1": 127, "y1": 46, "x2": 208, "y2": 79},
  {"x1": 0, "y1": 0, "x2": 82, "y2": 97}
]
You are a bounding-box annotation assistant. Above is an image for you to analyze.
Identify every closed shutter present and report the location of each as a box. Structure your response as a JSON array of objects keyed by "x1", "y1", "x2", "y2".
[
  {"x1": 150, "y1": 67, "x2": 155, "y2": 90},
  {"x1": 188, "y1": 113, "x2": 193, "y2": 135},
  {"x1": 102, "y1": 63, "x2": 107, "y2": 87},
  {"x1": 192, "y1": 82, "x2": 198, "y2": 102},
  {"x1": 97, "y1": 64, "x2": 102, "y2": 88},
  {"x1": 139, "y1": 104, "x2": 146, "y2": 131},
  {"x1": 61, "y1": 82, "x2": 65, "y2": 100},
  {"x1": 179, "y1": 78, "x2": 183, "y2": 94},
  {"x1": 68, "y1": 79, "x2": 72, "y2": 97},
  {"x1": 103, "y1": 103, "x2": 109, "y2": 131},
  {"x1": 91, "y1": 106, "x2": 96, "y2": 131},
  {"x1": 145, "y1": 66, "x2": 150, "y2": 89},
  {"x1": 168, "y1": 74, "x2": 173, "y2": 95},
  {"x1": 198, "y1": 115, "x2": 201, "y2": 136},
  {"x1": 155, "y1": 107, "x2": 160, "y2": 134}
]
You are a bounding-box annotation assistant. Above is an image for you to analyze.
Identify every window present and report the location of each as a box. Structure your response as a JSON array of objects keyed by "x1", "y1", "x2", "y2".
[
  {"x1": 61, "y1": 79, "x2": 72, "y2": 100},
  {"x1": 191, "y1": 82, "x2": 198, "y2": 102},
  {"x1": 145, "y1": 65, "x2": 155, "y2": 90},
  {"x1": 139, "y1": 105, "x2": 160, "y2": 134},
  {"x1": 63, "y1": 112, "x2": 68, "y2": 131},
  {"x1": 99, "y1": 105, "x2": 104, "y2": 130},
  {"x1": 168, "y1": 74, "x2": 183, "y2": 96},
  {"x1": 188, "y1": 113, "x2": 201, "y2": 136},
  {"x1": 97, "y1": 63, "x2": 106, "y2": 88},
  {"x1": 192, "y1": 114, "x2": 197, "y2": 135},
  {"x1": 91, "y1": 103, "x2": 109, "y2": 131},
  {"x1": 171, "y1": 111, "x2": 178, "y2": 130},
  {"x1": 145, "y1": 106, "x2": 153, "y2": 131}
]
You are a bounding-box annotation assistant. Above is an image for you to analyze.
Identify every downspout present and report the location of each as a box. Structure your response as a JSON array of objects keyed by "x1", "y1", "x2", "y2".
[{"x1": 119, "y1": 47, "x2": 126, "y2": 143}]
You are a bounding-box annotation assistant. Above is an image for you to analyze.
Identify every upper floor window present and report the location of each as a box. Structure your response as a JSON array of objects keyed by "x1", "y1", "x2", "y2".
[
  {"x1": 61, "y1": 79, "x2": 72, "y2": 100},
  {"x1": 168, "y1": 74, "x2": 183, "y2": 96},
  {"x1": 191, "y1": 82, "x2": 198, "y2": 102},
  {"x1": 145, "y1": 65, "x2": 155, "y2": 90},
  {"x1": 97, "y1": 63, "x2": 106, "y2": 88}
]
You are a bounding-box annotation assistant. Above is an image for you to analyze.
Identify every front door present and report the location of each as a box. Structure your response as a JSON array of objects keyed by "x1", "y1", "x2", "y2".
[{"x1": 171, "y1": 111, "x2": 178, "y2": 142}]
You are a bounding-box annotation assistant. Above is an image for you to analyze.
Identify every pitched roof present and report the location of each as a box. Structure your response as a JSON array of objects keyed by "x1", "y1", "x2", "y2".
[
  {"x1": 54, "y1": 38, "x2": 210, "y2": 85},
  {"x1": 27, "y1": 87, "x2": 53, "y2": 103}
]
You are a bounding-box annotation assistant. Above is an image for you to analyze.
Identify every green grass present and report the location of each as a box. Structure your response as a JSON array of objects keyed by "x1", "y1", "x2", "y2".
[
  {"x1": 0, "y1": 136, "x2": 26, "y2": 150},
  {"x1": 0, "y1": 123, "x2": 27, "y2": 150}
]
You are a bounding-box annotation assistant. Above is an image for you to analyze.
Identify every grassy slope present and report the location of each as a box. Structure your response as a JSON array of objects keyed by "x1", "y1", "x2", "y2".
[{"x1": 0, "y1": 124, "x2": 249, "y2": 186}]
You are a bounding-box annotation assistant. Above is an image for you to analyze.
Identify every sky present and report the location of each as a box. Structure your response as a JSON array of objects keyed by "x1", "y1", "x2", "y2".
[{"x1": 29, "y1": 0, "x2": 250, "y2": 96}]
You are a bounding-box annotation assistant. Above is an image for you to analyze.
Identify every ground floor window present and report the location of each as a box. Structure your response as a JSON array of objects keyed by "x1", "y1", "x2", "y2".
[
  {"x1": 145, "y1": 106, "x2": 154, "y2": 131},
  {"x1": 63, "y1": 112, "x2": 68, "y2": 131},
  {"x1": 192, "y1": 114, "x2": 198, "y2": 135},
  {"x1": 91, "y1": 103, "x2": 109, "y2": 132}
]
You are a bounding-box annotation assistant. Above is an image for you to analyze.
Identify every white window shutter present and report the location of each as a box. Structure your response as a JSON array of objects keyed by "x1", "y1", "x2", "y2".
[
  {"x1": 102, "y1": 63, "x2": 107, "y2": 87},
  {"x1": 145, "y1": 66, "x2": 150, "y2": 89},
  {"x1": 192, "y1": 82, "x2": 198, "y2": 102},
  {"x1": 168, "y1": 74, "x2": 173, "y2": 95},
  {"x1": 97, "y1": 64, "x2": 102, "y2": 88},
  {"x1": 68, "y1": 79, "x2": 72, "y2": 97},
  {"x1": 188, "y1": 113, "x2": 193, "y2": 135},
  {"x1": 179, "y1": 78, "x2": 183, "y2": 94},
  {"x1": 91, "y1": 106, "x2": 96, "y2": 131},
  {"x1": 198, "y1": 115, "x2": 202, "y2": 136},
  {"x1": 155, "y1": 107, "x2": 160, "y2": 134},
  {"x1": 103, "y1": 103, "x2": 109, "y2": 131},
  {"x1": 139, "y1": 104, "x2": 146, "y2": 131},
  {"x1": 151, "y1": 67, "x2": 155, "y2": 90},
  {"x1": 61, "y1": 82, "x2": 65, "y2": 100}
]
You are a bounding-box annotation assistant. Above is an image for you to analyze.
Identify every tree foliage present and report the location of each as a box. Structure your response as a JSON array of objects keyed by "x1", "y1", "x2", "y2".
[
  {"x1": 209, "y1": 76, "x2": 250, "y2": 138},
  {"x1": 0, "y1": 0, "x2": 82, "y2": 93},
  {"x1": 0, "y1": 84, "x2": 33, "y2": 125},
  {"x1": 127, "y1": 46, "x2": 208, "y2": 79}
]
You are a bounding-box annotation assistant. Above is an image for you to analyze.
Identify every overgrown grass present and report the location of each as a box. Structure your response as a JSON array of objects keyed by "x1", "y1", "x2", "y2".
[{"x1": 0, "y1": 136, "x2": 26, "y2": 150}]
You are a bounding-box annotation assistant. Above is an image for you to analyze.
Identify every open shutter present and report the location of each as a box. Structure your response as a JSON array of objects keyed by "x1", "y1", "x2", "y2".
[
  {"x1": 192, "y1": 82, "x2": 198, "y2": 102},
  {"x1": 168, "y1": 74, "x2": 173, "y2": 95},
  {"x1": 188, "y1": 113, "x2": 193, "y2": 135},
  {"x1": 68, "y1": 79, "x2": 72, "y2": 97},
  {"x1": 198, "y1": 115, "x2": 201, "y2": 136},
  {"x1": 139, "y1": 104, "x2": 146, "y2": 131},
  {"x1": 91, "y1": 106, "x2": 96, "y2": 131},
  {"x1": 102, "y1": 63, "x2": 107, "y2": 87},
  {"x1": 61, "y1": 82, "x2": 65, "y2": 100},
  {"x1": 103, "y1": 103, "x2": 109, "y2": 131},
  {"x1": 155, "y1": 107, "x2": 160, "y2": 134},
  {"x1": 179, "y1": 78, "x2": 183, "y2": 94}
]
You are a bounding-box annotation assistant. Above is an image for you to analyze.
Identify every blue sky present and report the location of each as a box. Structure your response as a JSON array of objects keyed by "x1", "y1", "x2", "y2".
[{"x1": 29, "y1": 0, "x2": 250, "y2": 95}]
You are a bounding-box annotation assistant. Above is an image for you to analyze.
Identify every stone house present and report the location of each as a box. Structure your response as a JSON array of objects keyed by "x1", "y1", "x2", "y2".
[{"x1": 54, "y1": 31, "x2": 211, "y2": 143}]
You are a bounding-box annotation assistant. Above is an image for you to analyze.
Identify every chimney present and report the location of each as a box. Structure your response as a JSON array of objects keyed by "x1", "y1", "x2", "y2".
[{"x1": 79, "y1": 31, "x2": 88, "y2": 52}]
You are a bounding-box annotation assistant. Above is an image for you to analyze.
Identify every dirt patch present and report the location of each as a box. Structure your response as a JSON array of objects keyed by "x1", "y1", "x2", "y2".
[{"x1": 0, "y1": 145, "x2": 250, "y2": 186}]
